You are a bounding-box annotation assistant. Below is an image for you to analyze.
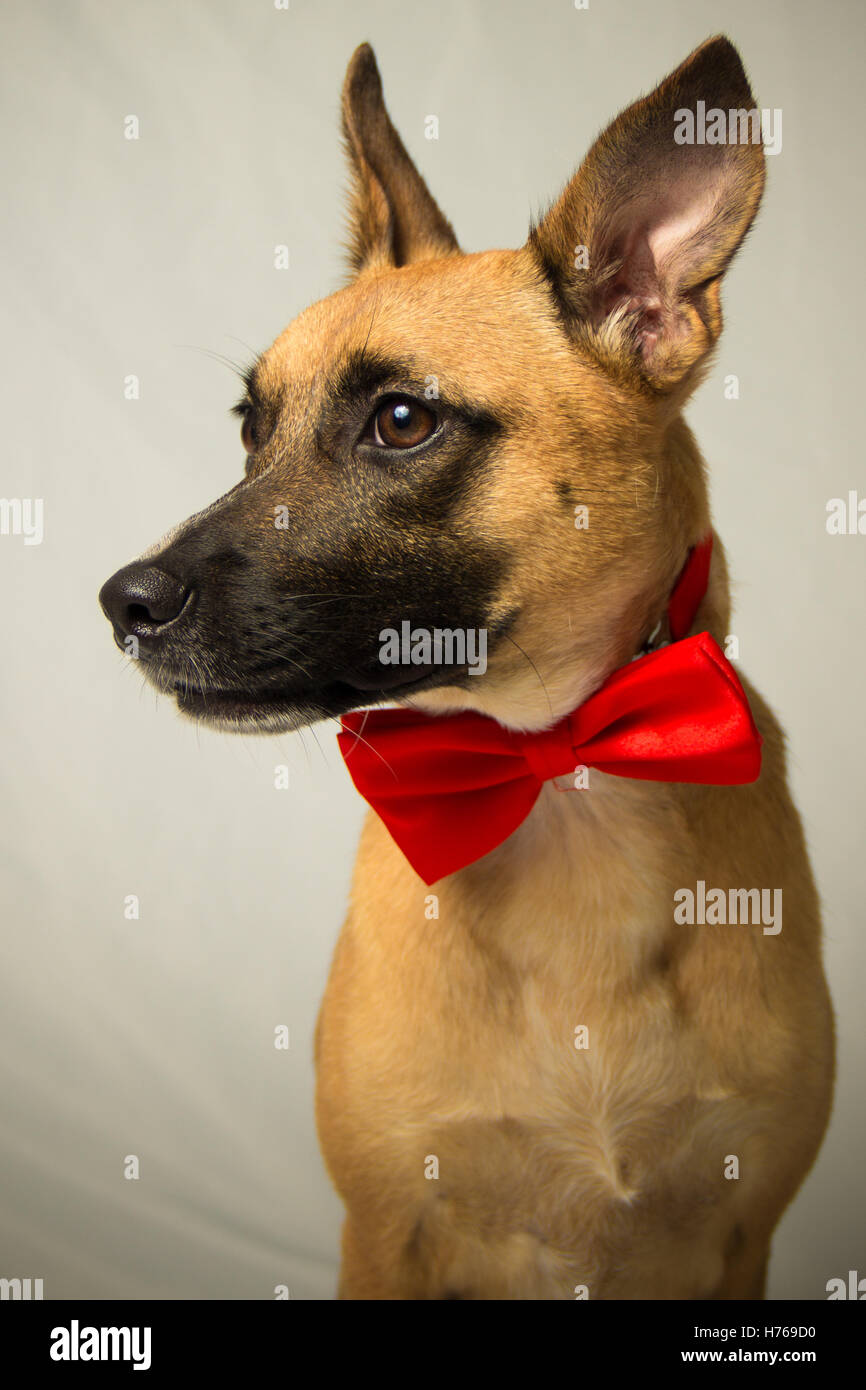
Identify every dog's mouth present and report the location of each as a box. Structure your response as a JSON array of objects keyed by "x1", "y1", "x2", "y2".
[{"x1": 169, "y1": 662, "x2": 457, "y2": 730}]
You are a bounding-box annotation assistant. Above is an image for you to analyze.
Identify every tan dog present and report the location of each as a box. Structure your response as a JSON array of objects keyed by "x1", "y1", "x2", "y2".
[{"x1": 99, "y1": 36, "x2": 833, "y2": 1299}]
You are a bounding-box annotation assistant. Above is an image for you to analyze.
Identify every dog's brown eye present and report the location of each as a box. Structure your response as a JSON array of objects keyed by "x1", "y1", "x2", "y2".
[
  {"x1": 240, "y1": 412, "x2": 256, "y2": 454},
  {"x1": 367, "y1": 397, "x2": 437, "y2": 450}
]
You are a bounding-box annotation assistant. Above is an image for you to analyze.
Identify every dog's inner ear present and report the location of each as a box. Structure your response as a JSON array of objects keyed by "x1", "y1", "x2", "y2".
[
  {"x1": 529, "y1": 36, "x2": 765, "y2": 392},
  {"x1": 341, "y1": 43, "x2": 459, "y2": 275}
]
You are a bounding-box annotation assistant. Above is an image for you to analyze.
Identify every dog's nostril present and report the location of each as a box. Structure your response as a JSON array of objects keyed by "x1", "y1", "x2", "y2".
[{"x1": 99, "y1": 563, "x2": 191, "y2": 638}]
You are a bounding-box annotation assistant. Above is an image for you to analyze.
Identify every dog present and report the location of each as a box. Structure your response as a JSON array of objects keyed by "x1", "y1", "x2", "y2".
[{"x1": 99, "y1": 36, "x2": 834, "y2": 1299}]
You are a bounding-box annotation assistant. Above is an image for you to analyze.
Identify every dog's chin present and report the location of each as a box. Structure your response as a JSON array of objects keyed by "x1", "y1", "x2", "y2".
[
  {"x1": 168, "y1": 664, "x2": 467, "y2": 734},
  {"x1": 173, "y1": 687, "x2": 331, "y2": 735}
]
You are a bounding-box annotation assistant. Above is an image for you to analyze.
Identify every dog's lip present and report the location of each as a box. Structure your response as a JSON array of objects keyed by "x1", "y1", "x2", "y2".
[
  {"x1": 171, "y1": 661, "x2": 461, "y2": 702},
  {"x1": 335, "y1": 662, "x2": 443, "y2": 693},
  {"x1": 170, "y1": 664, "x2": 462, "y2": 722}
]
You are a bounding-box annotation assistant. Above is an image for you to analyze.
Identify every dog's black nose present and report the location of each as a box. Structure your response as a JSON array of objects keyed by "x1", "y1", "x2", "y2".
[{"x1": 99, "y1": 563, "x2": 190, "y2": 638}]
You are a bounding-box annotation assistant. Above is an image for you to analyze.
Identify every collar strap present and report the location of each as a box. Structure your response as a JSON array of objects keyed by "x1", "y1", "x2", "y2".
[
  {"x1": 668, "y1": 533, "x2": 713, "y2": 641},
  {"x1": 635, "y1": 533, "x2": 714, "y2": 659}
]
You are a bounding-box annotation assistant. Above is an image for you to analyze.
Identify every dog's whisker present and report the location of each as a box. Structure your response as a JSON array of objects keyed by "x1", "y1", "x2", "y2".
[
  {"x1": 360, "y1": 282, "x2": 381, "y2": 358},
  {"x1": 282, "y1": 593, "x2": 379, "y2": 603},
  {"x1": 305, "y1": 722, "x2": 329, "y2": 768},
  {"x1": 501, "y1": 634, "x2": 553, "y2": 718},
  {"x1": 224, "y1": 334, "x2": 260, "y2": 360},
  {"x1": 328, "y1": 714, "x2": 399, "y2": 781},
  {"x1": 180, "y1": 344, "x2": 255, "y2": 383}
]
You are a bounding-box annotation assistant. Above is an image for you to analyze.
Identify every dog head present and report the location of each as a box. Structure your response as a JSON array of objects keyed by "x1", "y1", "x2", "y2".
[{"x1": 99, "y1": 37, "x2": 764, "y2": 733}]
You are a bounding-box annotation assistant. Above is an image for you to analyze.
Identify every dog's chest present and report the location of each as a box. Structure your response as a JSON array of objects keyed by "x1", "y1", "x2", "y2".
[
  {"x1": 406, "y1": 902, "x2": 763, "y2": 1296},
  {"x1": 406, "y1": 892, "x2": 745, "y2": 1210},
  {"x1": 320, "y1": 785, "x2": 777, "y2": 1295},
  {"x1": 336, "y1": 887, "x2": 755, "y2": 1298}
]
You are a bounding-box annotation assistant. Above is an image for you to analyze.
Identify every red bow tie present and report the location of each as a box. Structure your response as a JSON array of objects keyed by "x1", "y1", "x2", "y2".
[{"x1": 338, "y1": 537, "x2": 762, "y2": 884}]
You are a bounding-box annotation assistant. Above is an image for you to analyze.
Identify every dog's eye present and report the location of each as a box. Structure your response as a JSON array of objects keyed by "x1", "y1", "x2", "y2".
[
  {"x1": 240, "y1": 411, "x2": 256, "y2": 454},
  {"x1": 363, "y1": 396, "x2": 437, "y2": 450}
]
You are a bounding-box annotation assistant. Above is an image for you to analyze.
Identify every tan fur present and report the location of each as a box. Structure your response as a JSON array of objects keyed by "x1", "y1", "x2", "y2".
[{"x1": 284, "y1": 40, "x2": 834, "y2": 1298}]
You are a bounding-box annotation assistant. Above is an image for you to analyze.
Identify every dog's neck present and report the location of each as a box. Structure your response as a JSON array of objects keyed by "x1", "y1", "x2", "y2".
[{"x1": 409, "y1": 535, "x2": 716, "y2": 734}]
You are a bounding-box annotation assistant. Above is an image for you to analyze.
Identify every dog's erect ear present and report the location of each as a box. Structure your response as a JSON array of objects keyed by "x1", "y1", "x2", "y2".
[
  {"x1": 529, "y1": 36, "x2": 765, "y2": 393},
  {"x1": 341, "y1": 43, "x2": 459, "y2": 275}
]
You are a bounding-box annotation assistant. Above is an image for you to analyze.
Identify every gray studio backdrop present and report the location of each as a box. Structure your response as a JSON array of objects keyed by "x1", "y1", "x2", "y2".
[{"x1": 1, "y1": 0, "x2": 863, "y2": 1299}]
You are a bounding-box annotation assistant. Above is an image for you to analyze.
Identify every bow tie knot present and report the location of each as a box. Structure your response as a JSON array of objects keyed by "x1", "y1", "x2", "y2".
[{"x1": 518, "y1": 719, "x2": 576, "y2": 785}]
